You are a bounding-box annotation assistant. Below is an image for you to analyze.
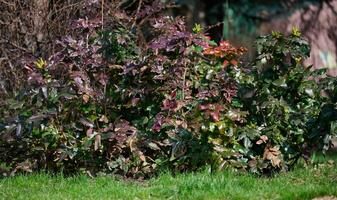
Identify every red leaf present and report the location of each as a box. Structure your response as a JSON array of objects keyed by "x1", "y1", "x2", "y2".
[
  {"x1": 131, "y1": 98, "x2": 140, "y2": 107},
  {"x1": 211, "y1": 111, "x2": 220, "y2": 122},
  {"x1": 152, "y1": 115, "x2": 165, "y2": 132},
  {"x1": 98, "y1": 73, "x2": 108, "y2": 86},
  {"x1": 199, "y1": 104, "x2": 211, "y2": 110},
  {"x1": 86, "y1": 128, "x2": 93, "y2": 137},
  {"x1": 170, "y1": 91, "x2": 177, "y2": 98},
  {"x1": 162, "y1": 99, "x2": 177, "y2": 111},
  {"x1": 223, "y1": 60, "x2": 229, "y2": 67},
  {"x1": 230, "y1": 59, "x2": 238, "y2": 66}
]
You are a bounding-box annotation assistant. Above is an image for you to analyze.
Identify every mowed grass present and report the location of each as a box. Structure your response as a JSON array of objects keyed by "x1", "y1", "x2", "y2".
[{"x1": 1, "y1": 155, "x2": 337, "y2": 200}]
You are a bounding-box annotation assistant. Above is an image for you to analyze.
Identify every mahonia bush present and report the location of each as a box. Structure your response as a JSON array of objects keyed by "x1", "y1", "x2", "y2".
[
  {"x1": 236, "y1": 29, "x2": 337, "y2": 173},
  {"x1": 0, "y1": 1, "x2": 336, "y2": 177}
]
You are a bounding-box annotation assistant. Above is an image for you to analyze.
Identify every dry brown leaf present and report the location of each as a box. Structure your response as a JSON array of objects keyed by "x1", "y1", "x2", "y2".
[
  {"x1": 82, "y1": 94, "x2": 90, "y2": 103},
  {"x1": 263, "y1": 145, "x2": 281, "y2": 167},
  {"x1": 256, "y1": 135, "x2": 268, "y2": 145},
  {"x1": 99, "y1": 115, "x2": 109, "y2": 123}
]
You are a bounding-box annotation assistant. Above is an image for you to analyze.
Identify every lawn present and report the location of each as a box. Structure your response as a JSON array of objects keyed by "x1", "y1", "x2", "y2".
[{"x1": 1, "y1": 155, "x2": 337, "y2": 200}]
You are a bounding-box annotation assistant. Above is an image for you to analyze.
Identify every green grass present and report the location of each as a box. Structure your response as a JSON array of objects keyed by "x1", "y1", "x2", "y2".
[{"x1": 1, "y1": 156, "x2": 337, "y2": 200}]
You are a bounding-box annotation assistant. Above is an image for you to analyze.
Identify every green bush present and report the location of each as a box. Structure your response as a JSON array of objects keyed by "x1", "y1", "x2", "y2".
[{"x1": 236, "y1": 29, "x2": 337, "y2": 173}]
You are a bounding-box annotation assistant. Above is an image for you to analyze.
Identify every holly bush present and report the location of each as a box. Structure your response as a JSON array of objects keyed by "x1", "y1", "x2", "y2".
[
  {"x1": 236, "y1": 29, "x2": 337, "y2": 173},
  {"x1": 0, "y1": 1, "x2": 336, "y2": 177}
]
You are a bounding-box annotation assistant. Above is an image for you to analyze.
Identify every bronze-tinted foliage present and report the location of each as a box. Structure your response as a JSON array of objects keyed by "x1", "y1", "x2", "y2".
[{"x1": 0, "y1": 1, "x2": 336, "y2": 178}]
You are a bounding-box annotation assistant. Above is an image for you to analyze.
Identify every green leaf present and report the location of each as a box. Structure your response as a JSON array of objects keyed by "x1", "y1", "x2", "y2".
[
  {"x1": 192, "y1": 23, "x2": 203, "y2": 33},
  {"x1": 272, "y1": 78, "x2": 287, "y2": 88},
  {"x1": 147, "y1": 142, "x2": 161, "y2": 151}
]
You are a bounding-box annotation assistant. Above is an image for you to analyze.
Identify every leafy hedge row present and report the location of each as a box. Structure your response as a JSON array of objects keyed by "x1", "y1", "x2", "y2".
[{"x1": 1, "y1": 1, "x2": 336, "y2": 178}]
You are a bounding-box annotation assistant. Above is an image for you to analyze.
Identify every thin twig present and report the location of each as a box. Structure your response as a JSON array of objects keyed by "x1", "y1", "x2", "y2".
[
  {"x1": 2, "y1": 51, "x2": 13, "y2": 69},
  {"x1": 8, "y1": 42, "x2": 28, "y2": 52},
  {"x1": 132, "y1": 0, "x2": 143, "y2": 29},
  {"x1": 0, "y1": 0, "x2": 15, "y2": 7},
  {"x1": 101, "y1": 0, "x2": 104, "y2": 30},
  {"x1": 182, "y1": 67, "x2": 187, "y2": 100},
  {"x1": 119, "y1": 0, "x2": 137, "y2": 9},
  {"x1": 49, "y1": 2, "x2": 82, "y2": 15},
  {"x1": 204, "y1": 22, "x2": 224, "y2": 33}
]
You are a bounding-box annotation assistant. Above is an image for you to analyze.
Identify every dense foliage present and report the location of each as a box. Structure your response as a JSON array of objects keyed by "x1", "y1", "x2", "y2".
[
  {"x1": 0, "y1": 1, "x2": 336, "y2": 178},
  {"x1": 237, "y1": 30, "x2": 337, "y2": 173}
]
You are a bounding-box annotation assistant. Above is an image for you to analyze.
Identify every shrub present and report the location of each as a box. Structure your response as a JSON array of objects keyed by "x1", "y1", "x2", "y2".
[
  {"x1": 236, "y1": 29, "x2": 337, "y2": 173},
  {"x1": 0, "y1": 1, "x2": 336, "y2": 178},
  {"x1": 0, "y1": 1, "x2": 247, "y2": 177}
]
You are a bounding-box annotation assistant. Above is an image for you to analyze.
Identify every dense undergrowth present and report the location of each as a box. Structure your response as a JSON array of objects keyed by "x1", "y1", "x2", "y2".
[{"x1": 0, "y1": 1, "x2": 336, "y2": 178}]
